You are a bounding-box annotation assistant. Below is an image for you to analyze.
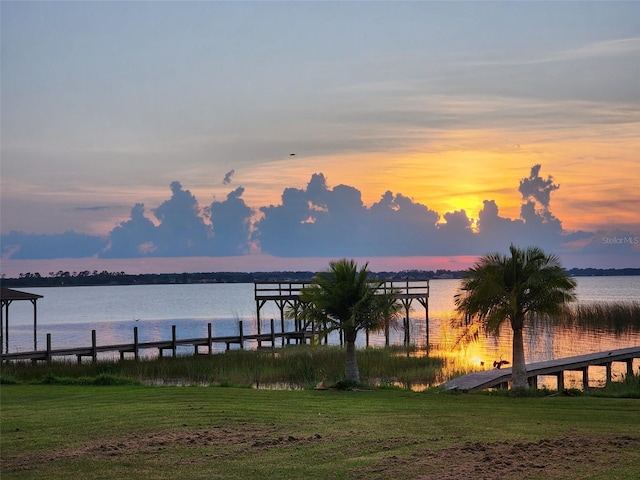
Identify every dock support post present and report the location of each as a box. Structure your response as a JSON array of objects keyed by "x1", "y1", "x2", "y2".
[
  {"x1": 239, "y1": 320, "x2": 244, "y2": 349},
  {"x1": 3, "y1": 305, "x2": 9, "y2": 355},
  {"x1": 270, "y1": 318, "x2": 275, "y2": 351},
  {"x1": 33, "y1": 300, "x2": 38, "y2": 351},
  {"x1": 416, "y1": 294, "x2": 429, "y2": 348},
  {"x1": 171, "y1": 325, "x2": 176, "y2": 357},
  {"x1": 425, "y1": 301, "x2": 429, "y2": 347},
  {"x1": 1, "y1": 302, "x2": 5, "y2": 355},
  {"x1": 403, "y1": 299, "x2": 411, "y2": 346},
  {"x1": 208, "y1": 323, "x2": 213, "y2": 355},
  {"x1": 91, "y1": 330, "x2": 97, "y2": 363},
  {"x1": 257, "y1": 315, "x2": 262, "y2": 348},
  {"x1": 255, "y1": 283, "x2": 262, "y2": 348},
  {"x1": 280, "y1": 305, "x2": 285, "y2": 347},
  {"x1": 134, "y1": 326, "x2": 139, "y2": 361},
  {"x1": 46, "y1": 333, "x2": 52, "y2": 364}
]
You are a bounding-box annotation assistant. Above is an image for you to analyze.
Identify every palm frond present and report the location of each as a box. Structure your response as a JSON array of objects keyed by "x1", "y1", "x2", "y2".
[{"x1": 455, "y1": 244, "x2": 576, "y2": 332}]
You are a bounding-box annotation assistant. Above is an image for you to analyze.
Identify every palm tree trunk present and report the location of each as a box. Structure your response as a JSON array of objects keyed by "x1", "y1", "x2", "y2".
[
  {"x1": 511, "y1": 319, "x2": 529, "y2": 390},
  {"x1": 345, "y1": 330, "x2": 360, "y2": 383}
]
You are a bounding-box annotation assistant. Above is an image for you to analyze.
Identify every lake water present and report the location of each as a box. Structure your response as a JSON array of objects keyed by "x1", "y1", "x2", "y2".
[{"x1": 3, "y1": 276, "x2": 639, "y2": 388}]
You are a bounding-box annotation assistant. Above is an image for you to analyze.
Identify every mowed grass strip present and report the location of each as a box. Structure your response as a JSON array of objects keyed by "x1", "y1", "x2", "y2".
[{"x1": 2, "y1": 385, "x2": 639, "y2": 480}]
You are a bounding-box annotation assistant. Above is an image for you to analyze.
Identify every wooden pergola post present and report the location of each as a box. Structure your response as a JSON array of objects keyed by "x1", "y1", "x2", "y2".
[{"x1": 1, "y1": 288, "x2": 44, "y2": 354}]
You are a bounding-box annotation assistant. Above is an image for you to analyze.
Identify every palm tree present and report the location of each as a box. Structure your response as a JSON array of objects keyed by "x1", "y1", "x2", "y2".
[
  {"x1": 454, "y1": 245, "x2": 577, "y2": 390},
  {"x1": 295, "y1": 259, "x2": 401, "y2": 383}
]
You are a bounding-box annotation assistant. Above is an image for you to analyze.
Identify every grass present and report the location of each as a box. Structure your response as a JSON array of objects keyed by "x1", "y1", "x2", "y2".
[
  {"x1": 1, "y1": 384, "x2": 640, "y2": 480},
  {"x1": 2, "y1": 342, "x2": 639, "y2": 479},
  {"x1": 534, "y1": 301, "x2": 640, "y2": 335},
  {"x1": 0, "y1": 345, "x2": 444, "y2": 389}
]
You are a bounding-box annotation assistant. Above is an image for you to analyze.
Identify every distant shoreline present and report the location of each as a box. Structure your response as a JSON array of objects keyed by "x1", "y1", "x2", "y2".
[{"x1": 2, "y1": 267, "x2": 639, "y2": 289}]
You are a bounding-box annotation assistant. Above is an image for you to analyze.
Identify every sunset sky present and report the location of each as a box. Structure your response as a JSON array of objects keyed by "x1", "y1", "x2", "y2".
[{"x1": 1, "y1": 1, "x2": 639, "y2": 276}]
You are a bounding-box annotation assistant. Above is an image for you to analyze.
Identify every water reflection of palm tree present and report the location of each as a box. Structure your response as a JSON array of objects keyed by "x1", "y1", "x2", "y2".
[{"x1": 454, "y1": 245, "x2": 577, "y2": 390}]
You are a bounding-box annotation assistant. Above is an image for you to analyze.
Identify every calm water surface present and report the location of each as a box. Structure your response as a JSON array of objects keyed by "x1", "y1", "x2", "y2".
[{"x1": 5, "y1": 277, "x2": 639, "y2": 387}]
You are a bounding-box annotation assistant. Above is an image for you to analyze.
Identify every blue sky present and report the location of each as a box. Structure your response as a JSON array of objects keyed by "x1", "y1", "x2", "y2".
[{"x1": 1, "y1": 1, "x2": 639, "y2": 275}]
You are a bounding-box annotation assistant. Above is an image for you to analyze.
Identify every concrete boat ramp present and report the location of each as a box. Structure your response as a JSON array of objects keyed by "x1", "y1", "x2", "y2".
[{"x1": 440, "y1": 346, "x2": 640, "y2": 392}]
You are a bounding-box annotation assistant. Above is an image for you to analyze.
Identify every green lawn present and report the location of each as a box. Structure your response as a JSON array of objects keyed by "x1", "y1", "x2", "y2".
[{"x1": 2, "y1": 385, "x2": 639, "y2": 479}]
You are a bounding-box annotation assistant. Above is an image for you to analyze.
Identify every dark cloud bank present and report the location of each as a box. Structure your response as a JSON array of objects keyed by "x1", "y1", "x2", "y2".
[{"x1": 2, "y1": 166, "x2": 637, "y2": 263}]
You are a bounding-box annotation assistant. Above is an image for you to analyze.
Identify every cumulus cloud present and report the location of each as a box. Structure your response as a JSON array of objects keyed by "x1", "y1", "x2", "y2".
[
  {"x1": 436, "y1": 210, "x2": 476, "y2": 255},
  {"x1": 1, "y1": 165, "x2": 631, "y2": 263},
  {"x1": 572, "y1": 228, "x2": 639, "y2": 255},
  {"x1": 207, "y1": 187, "x2": 254, "y2": 256},
  {"x1": 252, "y1": 167, "x2": 575, "y2": 258},
  {"x1": 149, "y1": 181, "x2": 214, "y2": 257},
  {"x1": 255, "y1": 173, "x2": 452, "y2": 257},
  {"x1": 100, "y1": 182, "x2": 254, "y2": 258},
  {"x1": 367, "y1": 191, "x2": 439, "y2": 255},
  {"x1": 101, "y1": 203, "x2": 157, "y2": 258},
  {"x1": 1, "y1": 231, "x2": 107, "y2": 259},
  {"x1": 518, "y1": 164, "x2": 559, "y2": 208}
]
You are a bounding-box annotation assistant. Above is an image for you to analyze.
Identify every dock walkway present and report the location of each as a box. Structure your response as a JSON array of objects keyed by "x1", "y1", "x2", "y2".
[
  {"x1": 440, "y1": 346, "x2": 640, "y2": 391},
  {"x1": 0, "y1": 320, "x2": 313, "y2": 363}
]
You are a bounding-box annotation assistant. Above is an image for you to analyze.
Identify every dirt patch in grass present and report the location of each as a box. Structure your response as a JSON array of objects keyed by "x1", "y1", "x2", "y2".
[
  {"x1": 4, "y1": 426, "x2": 639, "y2": 478},
  {"x1": 3, "y1": 423, "x2": 326, "y2": 472},
  {"x1": 353, "y1": 433, "x2": 640, "y2": 479}
]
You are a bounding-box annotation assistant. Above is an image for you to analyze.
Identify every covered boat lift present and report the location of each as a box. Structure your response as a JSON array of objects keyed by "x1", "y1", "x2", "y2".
[{"x1": 1, "y1": 287, "x2": 43, "y2": 353}]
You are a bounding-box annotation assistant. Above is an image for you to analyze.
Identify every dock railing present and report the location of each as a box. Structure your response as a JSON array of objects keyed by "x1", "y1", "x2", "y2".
[
  {"x1": 0, "y1": 320, "x2": 313, "y2": 364},
  {"x1": 254, "y1": 279, "x2": 430, "y2": 346}
]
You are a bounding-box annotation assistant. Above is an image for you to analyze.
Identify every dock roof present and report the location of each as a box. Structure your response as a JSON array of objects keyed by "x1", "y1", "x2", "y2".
[{"x1": 1, "y1": 287, "x2": 44, "y2": 302}]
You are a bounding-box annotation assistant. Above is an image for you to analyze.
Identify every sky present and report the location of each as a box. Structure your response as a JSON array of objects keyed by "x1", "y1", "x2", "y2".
[{"x1": 1, "y1": 1, "x2": 639, "y2": 277}]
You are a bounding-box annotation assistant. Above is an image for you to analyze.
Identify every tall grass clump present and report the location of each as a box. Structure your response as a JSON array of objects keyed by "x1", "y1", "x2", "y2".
[
  {"x1": 587, "y1": 372, "x2": 640, "y2": 399},
  {"x1": 563, "y1": 301, "x2": 640, "y2": 334},
  {"x1": 353, "y1": 346, "x2": 444, "y2": 388},
  {"x1": 531, "y1": 301, "x2": 640, "y2": 335},
  {"x1": 0, "y1": 345, "x2": 445, "y2": 389}
]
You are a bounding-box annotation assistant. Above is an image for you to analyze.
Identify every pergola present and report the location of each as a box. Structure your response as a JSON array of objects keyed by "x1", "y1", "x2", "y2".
[{"x1": 1, "y1": 287, "x2": 43, "y2": 353}]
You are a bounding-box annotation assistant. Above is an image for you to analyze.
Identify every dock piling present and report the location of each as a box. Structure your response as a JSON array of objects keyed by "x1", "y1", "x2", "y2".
[
  {"x1": 91, "y1": 330, "x2": 97, "y2": 363},
  {"x1": 134, "y1": 326, "x2": 139, "y2": 361},
  {"x1": 270, "y1": 318, "x2": 276, "y2": 351},
  {"x1": 171, "y1": 325, "x2": 176, "y2": 357},
  {"x1": 46, "y1": 333, "x2": 52, "y2": 364}
]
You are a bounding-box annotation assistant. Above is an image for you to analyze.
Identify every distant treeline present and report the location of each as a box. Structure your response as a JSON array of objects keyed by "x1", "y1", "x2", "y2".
[{"x1": 1, "y1": 267, "x2": 639, "y2": 289}]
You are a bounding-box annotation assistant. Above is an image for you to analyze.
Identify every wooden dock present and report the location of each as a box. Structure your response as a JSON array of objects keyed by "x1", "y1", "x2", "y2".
[
  {"x1": 254, "y1": 280, "x2": 430, "y2": 345},
  {"x1": 440, "y1": 346, "x2": 640, "y2": 392},
  {"x1": 0, "y1": 320, "x2": 313, "y2": 363}
]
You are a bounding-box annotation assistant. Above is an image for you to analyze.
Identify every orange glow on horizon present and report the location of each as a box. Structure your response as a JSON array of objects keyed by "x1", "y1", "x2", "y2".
[
  {"x1": 238, "y1": 125, "x2": 639, "y2": 234},
  {"x1": 61, "y1": 124, "x2": 639, "y2": 237}
]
